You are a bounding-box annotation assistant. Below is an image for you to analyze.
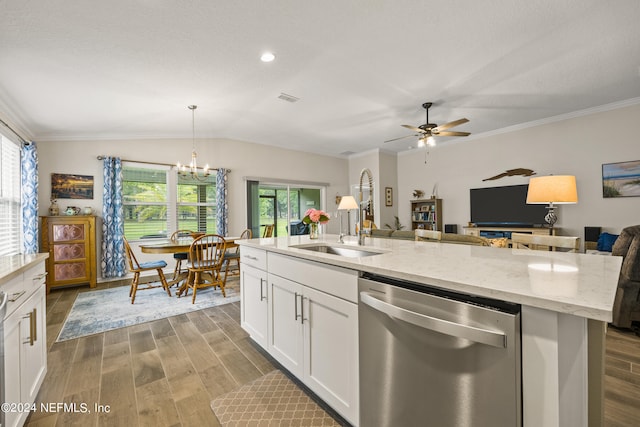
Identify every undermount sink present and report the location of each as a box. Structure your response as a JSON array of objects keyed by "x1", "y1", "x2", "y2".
[{"x1": 290, "y1": 244, "x2": 383, "y2": 258}]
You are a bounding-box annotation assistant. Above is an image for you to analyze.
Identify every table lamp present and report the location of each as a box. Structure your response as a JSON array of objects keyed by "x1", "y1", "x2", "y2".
[
  {"x1": 337, "y1": 196, "x2": 358, "y2": 242},
  {"x1": 526, "y1": 175, "x2": 578, "y2": 229}
]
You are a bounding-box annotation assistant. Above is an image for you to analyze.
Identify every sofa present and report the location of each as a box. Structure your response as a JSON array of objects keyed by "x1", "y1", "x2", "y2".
[
  {"x1": 611, "y1": 225, "x2": 640, "y2": 329},
  {"x1": 370, "y1": 229, "x2": 491, "y2": 246}
]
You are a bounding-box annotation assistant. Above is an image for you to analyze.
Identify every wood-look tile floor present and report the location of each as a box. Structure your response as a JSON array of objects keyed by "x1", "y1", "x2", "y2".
[
  {"x1": 26, "y1": 278, "x2": 276, "y2": 427},
  {"x1": 24, "y1": 279, "x2": 640, "y2": 427},
  {"x1": 604, "y1": 326, "x2": 640, "y2": 426}
]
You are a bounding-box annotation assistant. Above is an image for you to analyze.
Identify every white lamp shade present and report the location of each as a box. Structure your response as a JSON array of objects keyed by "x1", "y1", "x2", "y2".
[
  {"x1": 526, "y1": 175, "x2": 578, "y2": 204},
  {"x1": 338, "y1": 195, "x2": 358, "y2": 210}
]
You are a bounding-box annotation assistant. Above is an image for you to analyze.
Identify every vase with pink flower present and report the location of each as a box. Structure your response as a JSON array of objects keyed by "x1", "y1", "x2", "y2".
[{"x1": 302, "y1": 208, "x2": 330, "y2": 239}]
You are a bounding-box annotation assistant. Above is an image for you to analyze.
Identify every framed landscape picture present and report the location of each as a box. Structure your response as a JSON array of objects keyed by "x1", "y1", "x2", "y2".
[
  {"x1": 51, "y1": 173, "x2": 94, "y2": 199},
  {"x1": 602, "y1": 160, "x2": 640, "y2": 198}
]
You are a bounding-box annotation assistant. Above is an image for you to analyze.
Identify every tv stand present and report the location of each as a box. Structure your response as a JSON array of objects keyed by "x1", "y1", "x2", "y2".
[{"x1": 464, "y1": 225, "x2": 557, "y2": 240}]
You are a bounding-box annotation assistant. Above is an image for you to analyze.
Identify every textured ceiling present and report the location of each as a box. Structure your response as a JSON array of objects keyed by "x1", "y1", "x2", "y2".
[{"x1": 1, "y1": 0, "x2": 639, "y2": 156}]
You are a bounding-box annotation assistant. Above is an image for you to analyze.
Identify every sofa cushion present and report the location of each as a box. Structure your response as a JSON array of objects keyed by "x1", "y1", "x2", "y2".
[
  {"x1": 441, "y1": 233, "x2": 491, "y2": 246},
  {"x1": 390, "y1": 230, "x2": 416, "y2": 240},
  {"x1": 371, "y1": 229, "x2": 394, "y2": 238},
  {"x1": 613, "y1": 225, "x2": 640, "y2": 281}
]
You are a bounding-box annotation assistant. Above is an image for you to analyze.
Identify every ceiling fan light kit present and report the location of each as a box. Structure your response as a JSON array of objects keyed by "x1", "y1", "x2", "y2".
[{"x1": 385, "y1": 101, "x2": 470, "y2": 147}]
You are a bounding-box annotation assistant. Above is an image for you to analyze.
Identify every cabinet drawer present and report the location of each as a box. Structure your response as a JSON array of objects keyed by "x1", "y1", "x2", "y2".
[
  {"x1": 268, "y1": 253, "x2": 358, "y2": 303},
  {"x1": 24, "y1": 262, "x2": 47, "y2": 293},
  {"x1": 2, "y1": 272, "x2": 25, "y2": 319},
  {"x1": 240, "y1": 246, "x2": 267, "y2": 270}
]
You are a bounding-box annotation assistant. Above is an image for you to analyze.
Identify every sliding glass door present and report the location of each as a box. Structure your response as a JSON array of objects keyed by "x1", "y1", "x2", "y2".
[{"x1": 247, "y1": 180, "x2": 324, "y2": 238}]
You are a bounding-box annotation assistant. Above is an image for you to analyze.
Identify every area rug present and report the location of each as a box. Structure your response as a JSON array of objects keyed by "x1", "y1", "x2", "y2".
[
  {"x1": 210, "y1": 370, "x2": 340, "y2": 426},
  {"x1": 56, "y1": 281, "x2": 239, "y2": 342}
]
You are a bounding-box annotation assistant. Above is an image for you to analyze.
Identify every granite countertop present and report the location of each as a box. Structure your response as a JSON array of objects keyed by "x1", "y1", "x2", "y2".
[
  {"x1": 0, "y1": 253, "x2": 49, "y2": 285},
  {"x1": 237, "y1": 234, "x2": 623, "y2": 322}
]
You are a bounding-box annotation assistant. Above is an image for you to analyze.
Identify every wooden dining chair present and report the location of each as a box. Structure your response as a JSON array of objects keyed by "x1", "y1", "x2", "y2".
[
  {"x1": 123, "y1": 237, "x2": 172, "y2": 304},
  {"x1": 223, "y1": 228, "x2": 252, "y2": 280},
  {"x1": 263, "y1": 224, "x2": 275, "y2": 237},
  {"x1": 170, "y1": 229, "x2": 194, "y2": 281},
  {"x1": 182, "y1": 234, "x2": 228, "y2": 303},
  {"x1": 511, "y1": 233, "x2": 581, "y2": 252},
  {"x1": 415, "y1": 229, "x2": 442, "y2": 242}
]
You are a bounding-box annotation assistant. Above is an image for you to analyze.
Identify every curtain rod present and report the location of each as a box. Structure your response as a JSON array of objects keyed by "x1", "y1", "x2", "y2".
[
  {"x1": 0, "y1": 117, "x2": 28, "y2": 145},
  {"x1": 96, "y1": 155, "x2": 230, "y2": 173}
]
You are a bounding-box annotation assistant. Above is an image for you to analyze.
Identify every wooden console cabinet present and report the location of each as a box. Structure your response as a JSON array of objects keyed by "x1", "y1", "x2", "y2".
[
  {"x1": 463, "y1": 225, "x2": 556, "y2": 238},
  {"x1": 464, "y1": 225, "x2": 558, "y2": 248},
  {"x1": 40, "y1": 216, "x2": 97, "y2": 292}
]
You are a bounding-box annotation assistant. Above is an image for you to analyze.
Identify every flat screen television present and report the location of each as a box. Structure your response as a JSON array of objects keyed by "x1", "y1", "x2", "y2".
[{"x1": 470, "y1": 184, "x2": 548, "y2": 227}]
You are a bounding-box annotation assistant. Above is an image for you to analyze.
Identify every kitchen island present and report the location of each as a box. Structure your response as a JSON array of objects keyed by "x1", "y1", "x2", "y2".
[
  {"x1": 237, "y1": 234, "x2": 622, "y2": 427},
  {"x1": 1, "y1": 253, "x2": 49, "y2": 427}
]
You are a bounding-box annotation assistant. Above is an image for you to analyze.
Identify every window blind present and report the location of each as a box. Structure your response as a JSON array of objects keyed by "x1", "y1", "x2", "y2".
[{"x1": 0, "y1": 134, "x2": 21, "y2": 256}]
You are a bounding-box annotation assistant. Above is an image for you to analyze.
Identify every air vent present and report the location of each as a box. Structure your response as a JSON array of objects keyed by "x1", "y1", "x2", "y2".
[{"x1": 278, "y1": 93, "x2": 300, "y2": 103}]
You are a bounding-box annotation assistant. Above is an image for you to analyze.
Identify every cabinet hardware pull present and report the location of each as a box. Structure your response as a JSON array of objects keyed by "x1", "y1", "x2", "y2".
[
  {"x1": 301, "y1": 296, "x2": 307, "y2": 324},
  {"x1": 23, "y1": 310, "x2": 35, "y2": 346},
  {"x1": 259, "y1": 278, "x2": 266, "y2": 301},
  {"x1": 32, "y1": 308, "x2": 37, "y2": 343},
  {"x1": 294, "y1": 292, "x2": 301, "y2": 320},
  {"x1": 244, "y1": 255, "x2": 259, "y2": 261},
  {"x1": 9, "y1": 290, "x2": 26, "y2": 302},
  {"x1": 33, "y1": 273, "x2": 48, "y2": 281}
]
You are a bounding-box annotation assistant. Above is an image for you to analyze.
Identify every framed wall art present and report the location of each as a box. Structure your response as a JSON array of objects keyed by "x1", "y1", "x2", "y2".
[
  {"x1": 385, "y1": 187, "x2": 393, "y2": 206},
  {"x1": 51, "y1": 173, "x2": 94, "y2": 199},
  {"x1": 602, "y1": 160, "x2": 640, "y2": 198}
]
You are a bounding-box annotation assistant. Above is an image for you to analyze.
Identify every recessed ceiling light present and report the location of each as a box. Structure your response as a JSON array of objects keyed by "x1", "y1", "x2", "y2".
[{"x1": 260, "y1": 52, "x2": 276, "y2": 62}]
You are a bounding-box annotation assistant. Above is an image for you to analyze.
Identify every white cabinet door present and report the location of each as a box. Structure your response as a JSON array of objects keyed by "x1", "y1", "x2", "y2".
[
  {"x1": 268, "y1": 274, "x2": 303, "y2": 377},
  {"x1": 4, "y1": 304, "x2": 22, "y2": 427},
  {"x1": 303, "y1": 286, "x2": 359, "y2": 425},
  {"x1": 240, "y1": 264, "x2": 268, "y2": 347},
  {"x1": 3, "y1": 285, "x2": 47, "y2": 427},
  {"x1": 21, "y1": 286, "x2": 47, "y2": 404}
]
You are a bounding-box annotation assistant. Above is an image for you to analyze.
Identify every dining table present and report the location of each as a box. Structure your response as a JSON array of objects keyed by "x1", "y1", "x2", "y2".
[{"x1": 139, "y1": 236, "x2": 239, "y2": 295}]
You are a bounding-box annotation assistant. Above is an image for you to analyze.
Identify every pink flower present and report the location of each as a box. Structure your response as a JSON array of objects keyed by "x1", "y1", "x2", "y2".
[{"x1": 303, "y1": 208, "x2": 330, "y2": 224}]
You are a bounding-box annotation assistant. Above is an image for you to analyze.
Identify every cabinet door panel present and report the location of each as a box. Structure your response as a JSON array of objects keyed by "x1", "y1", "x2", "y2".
[
  {"x1": 21, "y1": 287, "x2": 47, "y2": 403},
  {"x1": 4, "y1": 310, "x2": 22, "y2": 427},
  {"x1": 240, "y1": 264, "x2": 268, "y2": 347},
  {"x1": 303, "y1": 286, "x2": 359, "y2": 424},
  {"x1": 268, "y1": 274, "x2": 303, "y2": 376}
]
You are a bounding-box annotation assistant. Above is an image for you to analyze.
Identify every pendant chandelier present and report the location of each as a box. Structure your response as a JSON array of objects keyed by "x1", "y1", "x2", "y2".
[{"x1": 176, "y1": 105, "x2": 210, "y2": 181}]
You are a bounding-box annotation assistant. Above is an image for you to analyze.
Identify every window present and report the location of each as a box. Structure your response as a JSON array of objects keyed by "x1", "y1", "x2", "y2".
[
  {"x1": 122, "y1": 164, "x2": 217, "y2": 239},
  {"x1": 0, "y1": 133, "x2": 21, "y2": 256},
  {"x1": 247, "y1": 180, "x2": 324, "y2": 237},
  {"x1": 177, "y1": 174, "x2": 217, "y2": 234}
]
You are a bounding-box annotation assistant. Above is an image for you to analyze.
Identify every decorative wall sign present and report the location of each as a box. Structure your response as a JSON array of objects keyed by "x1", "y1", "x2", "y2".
[
  {"x1": 602, "y1": 160, "x2": 640, "y2": 198},
  {"x1": 51, "y1": 173, "x2": 94, "y2": 199},
  {"x1": 385, "y1": 187, "x2": 393, "y2": 206},
  {"x1": 482, "y1": 168, "x2": 536, "y2": 181}
]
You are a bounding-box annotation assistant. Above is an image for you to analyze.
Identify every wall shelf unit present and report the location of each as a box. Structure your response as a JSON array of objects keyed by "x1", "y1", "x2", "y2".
[{"x1": 410, "y1": 199, "x2": 442, "y2": 231}]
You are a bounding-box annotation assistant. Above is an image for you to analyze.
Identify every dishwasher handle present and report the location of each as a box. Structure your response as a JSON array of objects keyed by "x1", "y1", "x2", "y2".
[{"x1": 360, "y1": 291, "x2": 507, "y2": 348}]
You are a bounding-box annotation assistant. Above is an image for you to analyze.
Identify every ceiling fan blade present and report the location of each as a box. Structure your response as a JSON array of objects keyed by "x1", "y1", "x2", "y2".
[
  {"x1": 432, "y1": 118, "x2": 469, "y2": 132},
  {"x1": 433, "y1": 131, "x2": 471, "y2": 137},
  {"x1": 384, "y1": 133, "x2": 419, "y2": 143},
  {"x1": 401, "y1": 124, "x2": 423, "y2": 133}
]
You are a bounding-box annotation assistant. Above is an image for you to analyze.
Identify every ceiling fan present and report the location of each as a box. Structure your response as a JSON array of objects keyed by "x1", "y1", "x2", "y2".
[{"x1": 385, "y1": 102, "x2": 470, "y2": 147}]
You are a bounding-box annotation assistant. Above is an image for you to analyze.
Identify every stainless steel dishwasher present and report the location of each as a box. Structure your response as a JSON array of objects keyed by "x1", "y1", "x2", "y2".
[{"x1": 359, "y1": 274, "x2": 521, "y2": 427}]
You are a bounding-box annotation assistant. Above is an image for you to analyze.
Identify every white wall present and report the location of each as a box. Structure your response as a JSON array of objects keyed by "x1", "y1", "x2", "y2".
[
  {"x1": 37, "y1": 137, "x2": 348, "y2": 270},
  {"x1": 397, "y1": 102, "x2": 640, "y2": 241},
  {"x1": 346, "y1": 149, "x2": 399, "y2": 231}
]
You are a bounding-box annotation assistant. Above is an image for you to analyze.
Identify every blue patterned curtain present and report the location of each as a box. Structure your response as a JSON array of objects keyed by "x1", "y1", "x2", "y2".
[
  {"x1": 21, "y1": 141, "x2": 38, "y2": 254},
  {"x1": 102, "y1": 157, "x2": 126, "y2": 277},
  {"x1": 216, "y1": 168, "x2": 228, "y2": 236}
]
